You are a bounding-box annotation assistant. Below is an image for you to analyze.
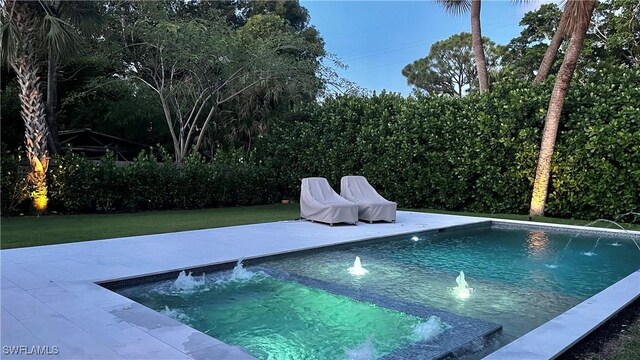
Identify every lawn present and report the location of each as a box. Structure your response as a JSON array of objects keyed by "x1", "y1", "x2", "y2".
[
  {"x1": 2, "y1": 205, "x2": 637, "y2": 249},
  {"x1": 1, "y1": 204, "x2": 638, "y2": 358},
  {"x1": 0, "y1": 204, "x2": 300, "y2": 249}
]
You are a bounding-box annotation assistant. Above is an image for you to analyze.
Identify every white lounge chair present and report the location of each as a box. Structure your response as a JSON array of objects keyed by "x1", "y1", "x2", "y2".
[
  {"x1": 340, "y1": 176, "x2": 397, "y2": 223},
  {"x1": 300, "y1": 177, "x2": 358, "y2": 226}
]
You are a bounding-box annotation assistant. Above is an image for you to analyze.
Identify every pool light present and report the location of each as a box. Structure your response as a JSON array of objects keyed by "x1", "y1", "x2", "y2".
[{"x1": 455, "y1": 288, "x2": 471, "y2": 300}]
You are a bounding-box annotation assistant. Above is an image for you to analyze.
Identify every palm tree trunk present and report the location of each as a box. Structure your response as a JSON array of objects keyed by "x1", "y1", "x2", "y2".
[
  {"x1": 46, "y1": 50, "x2": 61, "y2": 154},
  {"x1": 471, "y1": 0, "x2": 489, "y2": 93},
  {"x1": 13, "y1": 1, "x2": 50, "y2": 213},
  {"x1": 533, "y1": 9, "x2": 569, "y2": 84},
  {"x1": 529, "y1": 0, "x2": 596, "y2": 217}
]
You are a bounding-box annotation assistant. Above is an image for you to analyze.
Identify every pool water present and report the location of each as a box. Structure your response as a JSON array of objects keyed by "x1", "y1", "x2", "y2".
[
  {"x1": 117, "y1": 271, "x2": 453, "y2": 359},
  {"x1": 115, "y1": 224, "x2": 640, "y2": 359},
  {"x1": 259, "y1": 225, "x2": 640, "y2": 341}
]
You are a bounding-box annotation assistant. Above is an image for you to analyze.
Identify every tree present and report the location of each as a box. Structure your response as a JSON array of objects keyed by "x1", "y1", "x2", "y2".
[
  {"x1": 248, "y1": 0, "x2": 310, "y2": 32},
  {"x1": 585, "y1": 0, "x2": 640, "y2": 67},
  {"x1": 534, "y1": 7, "x2": 569, "y2": 83},
  {"x1": 0, "y1": 1, "x2": 64, "y2": 212},
  {"x1": 498, "y1": 3, "x2": 565, "y2": 81},
  {"x1": 209, "y1": 13, "x2": 326, "y2": 153},
  {"x1": 403, "y1": 32, "x2": 498, "y2": 96},
  {"x1": 436, "y1": 0, "x2": 490, "y2": 93},
  {"x1": 110, "y1": 3, "x2": 325, "y2": 163},
  {"x1": 501, "y1": 0, "x2": 639, "y2": 82},
  {"x1": 1, "y1": 0, "x2": 98, "y2": 212},
  {"x1": 529, "y1": 0, "x2": 597, "y2": 217}
]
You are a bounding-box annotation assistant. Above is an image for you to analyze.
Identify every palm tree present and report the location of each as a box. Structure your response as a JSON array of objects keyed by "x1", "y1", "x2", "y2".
[
  {"x1": 43, "y1": 1, "x2": 100, "y2": 154},
  {"x1": 529, "y1": 0, "x2": 597, "y2": 217},
  {"x1": 437, "y1": 0, "x2": 490, "y2": 93},
  {"x1": 1, "y1": 0, "x2": 49, "y2": 212},
  {"x1": 533, "y1": 7, "x2": 569, "y2": 83},
  {"x1": 1, "y1": 0, "x2": 92, "y2": 212}
]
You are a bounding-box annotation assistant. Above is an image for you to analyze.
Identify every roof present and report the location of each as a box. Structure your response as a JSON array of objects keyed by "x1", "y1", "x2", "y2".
[{"x1": 58, "y1": 128, "x2": 151, "y2": 161}]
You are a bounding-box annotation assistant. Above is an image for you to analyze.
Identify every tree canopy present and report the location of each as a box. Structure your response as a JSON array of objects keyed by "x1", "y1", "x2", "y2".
[
  {"x1": 499, "y1": 3, "x2": 563, "y2": 80},
  {"x1": 1, "y1": 0, "x2": 340, "y2": 160},
  {"x1": 402, "y1": 32, "x2": 498, "y2": 96}
]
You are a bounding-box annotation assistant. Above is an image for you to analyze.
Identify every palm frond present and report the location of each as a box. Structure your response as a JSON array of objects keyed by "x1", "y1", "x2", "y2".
[
  {"x1": 42, "y1": 13, "x2": 80, "y2": 57},
  {"x1": 56, "y1": 0, "x2": 102, "y2": 35},
  {"x1": 562, "y1": 0, "x2": 595, "y2": 35},
  {"x1": 436, "y1": 0, "x2": 472, "y2": 16},
  {"x1": 0, "y1": 19, "x2": 20, "y2": 67}
]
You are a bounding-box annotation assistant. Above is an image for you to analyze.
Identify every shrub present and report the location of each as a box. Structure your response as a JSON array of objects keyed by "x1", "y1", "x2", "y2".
[
  {"x1": 258, "y1": 67, "x2": 639, "y2": 219},
  {"x1": 1, "y1": 150, "x2": 29, "y2": 215}
]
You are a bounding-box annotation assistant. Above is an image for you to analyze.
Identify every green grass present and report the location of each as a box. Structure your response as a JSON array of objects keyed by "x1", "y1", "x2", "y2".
[
  {"x1": 580, "y1": 313, "x2": 640, "y2": 360},
  {"x1": 2, "y1": 205, "x2": 637, "y2": 249},
  {"x1": 1, "y1": 204, "x2": 300, "y2": 249},
  {"x1": 612, "y1": 319, "x2": 640, "y2": 360}
]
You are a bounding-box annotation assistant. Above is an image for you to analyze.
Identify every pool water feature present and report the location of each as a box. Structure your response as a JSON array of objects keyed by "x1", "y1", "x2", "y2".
[
  {"x1": 116, "y1": 268, "x2": 493, "y2": 360},
  {"x1": 256, "y1": 225, "x2": 640, "y2": 344}
]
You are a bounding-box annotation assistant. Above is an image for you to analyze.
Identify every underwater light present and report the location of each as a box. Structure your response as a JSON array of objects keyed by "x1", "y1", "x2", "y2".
[
  {"x1": 411, "y1": 236, "x2": 419, "y2": 241},
  {"x1": 456, "y1": 288, "x2": 471, "y2": 300}
]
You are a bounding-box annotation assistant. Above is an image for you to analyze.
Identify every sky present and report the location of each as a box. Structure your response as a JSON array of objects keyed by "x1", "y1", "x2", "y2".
[{"x1": 300, "y1": 0, "x2": 551, "y2": 96}]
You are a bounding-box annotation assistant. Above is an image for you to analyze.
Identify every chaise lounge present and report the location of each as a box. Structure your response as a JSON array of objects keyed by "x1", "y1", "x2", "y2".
[
  {"x1": 340, "y1": 175, "x2": 397, "y2": 223},
  {"x1": 300, "y1": 177, "x2": 358, "y2": 226}
]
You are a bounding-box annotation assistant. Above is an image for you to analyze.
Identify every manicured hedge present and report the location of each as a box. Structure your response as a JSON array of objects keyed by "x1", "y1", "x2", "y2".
[
  {"x1": 2, "y1": 66, "x2": 638, "y2": 218},
  {"x1": 5, "y1": 148, "x2": 276, "y2": 214},
  {"x1": 258, "y1": 66, "x2": 639, "y2": 219}
]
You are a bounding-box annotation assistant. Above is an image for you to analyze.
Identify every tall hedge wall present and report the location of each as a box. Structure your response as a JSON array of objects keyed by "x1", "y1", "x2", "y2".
[
  {"x1": 2, "y1": 66, "x2": 638, "y2": 219},
  {"x1": 258, "y1": 66, "x2": 640, "y2": 219},
  {"x1": 1, "y1": 149, "x2": 275, "y2": 215}
]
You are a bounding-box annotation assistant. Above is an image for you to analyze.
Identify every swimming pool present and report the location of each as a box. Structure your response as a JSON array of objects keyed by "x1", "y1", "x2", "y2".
[{"x1": 112, "y1": 223, "x2": 640, "y2": 359}]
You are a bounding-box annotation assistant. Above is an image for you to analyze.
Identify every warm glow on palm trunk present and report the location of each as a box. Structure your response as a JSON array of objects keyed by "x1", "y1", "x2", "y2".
[
  {"x1": 32, "y1": 182, "x2": 48, "y2": 212},
  {"x1": 529, "y1": 187, "x2": 547, "y2": 217},
  {"x1": 27, "y1": 155, "x2": 49, "y2": 213}
]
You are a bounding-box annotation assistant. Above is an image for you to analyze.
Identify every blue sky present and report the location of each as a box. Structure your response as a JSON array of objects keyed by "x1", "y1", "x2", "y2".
[{"x1": 301, "y1": 0, "x2": 549, "y2": 95}]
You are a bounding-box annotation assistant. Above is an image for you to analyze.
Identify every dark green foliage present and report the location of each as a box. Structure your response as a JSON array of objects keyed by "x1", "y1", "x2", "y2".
[
  {"x1": 0, "y1": 80, "x2": 24, "y2": 151},
  {"x1": 8, "y1": 147, "x2": 274, "y2": 215},
  {"x1": 0, "y1": 149, "x2": 29, "y2": 215},
  {"x1": 3, "y1": 67, "x2": 638, "y2": 219},
  {"x1": 48, "y1": 151, "x2": 97, "y2": 212},
  {"x1": 402, "y1": 32, "x2": 499, "y2": 96},
  {"x1": 499, "y1": 3, "x2": 563, "y2": 80},
  {"x1": 259, "y1": 66, "x2": 639, "y2": 219},
  {"x1": 547, "y1": 66, "x2": 640, "y2": 218}
]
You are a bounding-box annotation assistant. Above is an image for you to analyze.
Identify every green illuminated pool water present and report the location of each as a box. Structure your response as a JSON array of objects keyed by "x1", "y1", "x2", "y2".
[{"x1": 117, "y1": 273, "x2": 445, "y2": 359}]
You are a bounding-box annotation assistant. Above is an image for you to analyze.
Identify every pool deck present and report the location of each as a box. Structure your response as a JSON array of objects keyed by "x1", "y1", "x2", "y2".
[
  {"x1": 1, "y1": 211, "x2": 638, "y2": 359},
  {"x1": 1, "y1": 211, "x2": 489, "y2": 359}
]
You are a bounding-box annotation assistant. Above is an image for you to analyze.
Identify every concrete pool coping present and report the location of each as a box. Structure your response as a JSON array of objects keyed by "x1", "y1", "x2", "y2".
[{"x1": 1, "y1": 211, "x2": 638, "y2": 359}]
